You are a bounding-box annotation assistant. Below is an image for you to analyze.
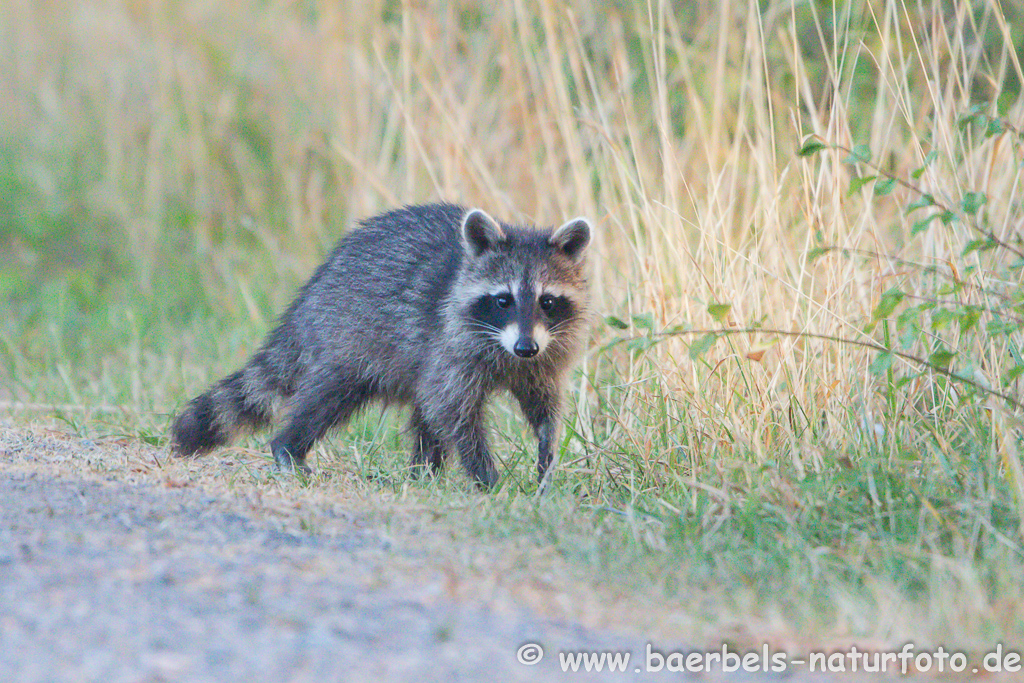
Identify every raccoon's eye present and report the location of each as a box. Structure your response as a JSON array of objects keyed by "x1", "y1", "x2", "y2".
[
  {"x1": 495, "y1": 293, "x2": 513, "y2": 309},
  {"x1": 539, "y1": 295, "x2": 555, "y2": 312}
]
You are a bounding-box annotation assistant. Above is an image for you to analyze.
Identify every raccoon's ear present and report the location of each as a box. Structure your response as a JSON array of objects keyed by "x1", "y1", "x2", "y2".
[
  {"x1": 462, "y1": 209, "x2": 507, "y2": 258},
  {"x1": 549, "y1": 217, "x2": 591, "y2": 263}
]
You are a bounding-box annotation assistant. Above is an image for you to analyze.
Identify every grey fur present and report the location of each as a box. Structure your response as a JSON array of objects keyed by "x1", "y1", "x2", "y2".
[{"x1": 169, "y1": 203, "x2": 591, "y2": 488}]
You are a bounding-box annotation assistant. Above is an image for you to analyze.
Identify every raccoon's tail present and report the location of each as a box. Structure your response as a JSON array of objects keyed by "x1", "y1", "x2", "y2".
[{"x1": 170, "y1": 350, "x2": 289, "y2": 457}]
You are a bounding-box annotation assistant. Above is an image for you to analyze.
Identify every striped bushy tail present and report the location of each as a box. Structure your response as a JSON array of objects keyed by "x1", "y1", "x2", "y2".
[{"x1": 170, "y1": 350, "x2": 287, "y2": 456}]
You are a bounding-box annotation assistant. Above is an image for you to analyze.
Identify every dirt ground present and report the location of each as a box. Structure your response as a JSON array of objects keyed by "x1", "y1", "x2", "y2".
[{"x1": 0, "y1": 425, "x2": 914, "y2": 682}]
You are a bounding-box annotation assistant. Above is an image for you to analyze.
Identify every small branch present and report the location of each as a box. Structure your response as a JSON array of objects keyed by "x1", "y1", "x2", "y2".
[
  {"x1": 813, "y1": 246, "x2": 1021, "y2": 310},
  {"x1": 640, "y1": 326, "x2": 1023, "y2": 410},
  {"x1": 833, "y1": 144, "x2": 1024, "y2": 260}
]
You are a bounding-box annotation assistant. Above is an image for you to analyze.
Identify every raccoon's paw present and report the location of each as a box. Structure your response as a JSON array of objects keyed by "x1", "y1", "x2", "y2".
[
  {"x1": 271, "y1": 441, "x2": 312, "y2": 479},
  {"x1": 468, "y1": 462, "x2": 499, "y2": 492}
]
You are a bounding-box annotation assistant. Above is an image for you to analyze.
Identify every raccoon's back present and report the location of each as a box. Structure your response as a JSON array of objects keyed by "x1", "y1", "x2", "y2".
[{"x1": 287, "y1": 203, "x2": 467, "y2": 371}]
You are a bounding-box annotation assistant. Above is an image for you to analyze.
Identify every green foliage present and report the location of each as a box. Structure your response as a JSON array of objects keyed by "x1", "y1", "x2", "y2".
[
  {"x1": 961, "y1": 192, "x2": 987, "y2": 215},
  {"x1": 798, "y1": 138, "x2": 828, "y2": 157},
  {"x1": 688, "y1": 333, "x2": 718, "y2": 359},
  {"x1": 868, "y1": 351, "x2": 894, "y2": 376},
  {"x1": 843, "y1": 144, "x2": 871, "y2": 164},
  {"x1": 605, "y1": 315, "x2": 629, "y2": 330},
  {"x1": 873, "y1": 177, "x2": 897, "y2": 196},
  {"x1": 911, "y1": 214, "x2": 939, "y2": 236},
  {"x1": 871, "y1": 288, "x2": 905, "y2": 322},
  {"x1": 796, "y1": 108, "x2": 1024, "y2": 416},
  {"x1": 632, "y1": 312, "x2": 656, "y2": 330},
  {"x1": 707, "y1": 302, "x2": 732, "y2": 322},
  {"x1": 848, "y1": 174, "x2": 876, "y2": 195},
  {"x1": 911, "y1": 150, "x2": 938, "y2": 179}
]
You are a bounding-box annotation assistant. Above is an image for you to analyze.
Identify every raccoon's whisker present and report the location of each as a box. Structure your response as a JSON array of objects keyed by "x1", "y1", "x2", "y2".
[
  {"x1": 465, "y1": 321, "x2": 504, "y2": 334},
  {"x1": 469, "y1": 327, "x2": 503, "y2": 336},
  {"x1": 547, "y1": 320, "x2": 576, "y2": 335},
  {"x1": 466, "y1": 330, "x2": 502, "y2": 341}
]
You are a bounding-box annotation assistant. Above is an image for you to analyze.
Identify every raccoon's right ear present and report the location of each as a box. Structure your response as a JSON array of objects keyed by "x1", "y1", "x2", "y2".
[{"x1": 462, "y1": 209, "x2": 507, "y2": 258}]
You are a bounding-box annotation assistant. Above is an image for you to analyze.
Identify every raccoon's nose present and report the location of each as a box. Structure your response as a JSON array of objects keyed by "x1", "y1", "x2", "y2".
[{"x1": 513, "y1": 338, "x2": 539, "y2": 358}]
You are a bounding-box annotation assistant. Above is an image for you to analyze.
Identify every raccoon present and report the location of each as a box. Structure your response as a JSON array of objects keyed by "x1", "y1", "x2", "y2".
[{"x1": 170, "y1": 203, "x2": 591, "y2": 488}]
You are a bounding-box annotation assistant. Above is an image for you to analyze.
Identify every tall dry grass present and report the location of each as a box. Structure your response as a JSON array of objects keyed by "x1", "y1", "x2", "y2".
[{"x1": 3, "y1": 0, "x2": 1024, "y2": 647}]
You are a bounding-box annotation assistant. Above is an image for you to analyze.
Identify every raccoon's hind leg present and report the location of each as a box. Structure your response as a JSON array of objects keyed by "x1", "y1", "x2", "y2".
[
  {"x1": 408, "y1": 406, "x2": 445, "y2": 478},
  {"x1": 269, "y1": 369, "x2": 373, "y2": 475}
]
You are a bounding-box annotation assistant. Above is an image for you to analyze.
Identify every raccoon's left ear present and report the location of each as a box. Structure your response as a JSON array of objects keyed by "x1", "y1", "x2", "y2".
[{"x1": 549, "y1": 217, "x2": 592, "y2": 263}]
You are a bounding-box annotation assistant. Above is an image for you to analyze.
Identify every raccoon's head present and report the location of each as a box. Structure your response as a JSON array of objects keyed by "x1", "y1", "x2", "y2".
[{"x1": 456, "y1": 208, "x2": 591, "y2": 361}]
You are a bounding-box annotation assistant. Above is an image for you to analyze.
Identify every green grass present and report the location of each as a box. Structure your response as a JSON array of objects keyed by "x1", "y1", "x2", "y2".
[{"x1": 3, "y1": 0, "x2": 1024, "y2": 652}]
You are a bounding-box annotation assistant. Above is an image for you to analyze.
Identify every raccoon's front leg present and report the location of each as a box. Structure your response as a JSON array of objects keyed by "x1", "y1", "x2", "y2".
[
  {"x1": 420, "y1": 397, "x2": 497, "y2": 488},
  {"x1": 458, "y1": 411, "x2": 501, "y2": 491},
  {"x1": 452, "y1": 408, "x2": 498, "y2": 489},
  {"x1": 417, "y1": 359, "x2": 497, "y2": 488},
  {"x1": 514, "y1": 385, "x2": 562, "y2": 483}
]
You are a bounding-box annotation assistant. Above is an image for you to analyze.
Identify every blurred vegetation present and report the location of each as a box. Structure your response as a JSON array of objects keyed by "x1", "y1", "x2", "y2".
[{"x1": 5, "y1": 1, "x2": 1021, "y2": 363}]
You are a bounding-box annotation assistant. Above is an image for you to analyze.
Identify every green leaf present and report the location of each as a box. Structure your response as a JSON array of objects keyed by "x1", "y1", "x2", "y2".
[
  {"x1": 871, "y1": 287, "x2": 905, "y2": 321},
  {"x1": 689, "y1": 333, "x2": 718, "y2": 360},
  {"x1": 905, "y1": 194, "x2": 935, "y2": 213},
  {"x1": 937, "y1": 281, "x2": 964, "y2": 296},
  {"x1": 960, "y1": 192, "x2": 987, "y2": 215},
  {"x1": 895, "y1": 375, "x2": 916, "y2": 390},
  {"x1": 868, "y1": 351, "x2": 894, "y2": 376},
  {"x1": 939, "y1": 210, "x2": 957, "y2": 225},
  {"x1": 986, "y1": 319, "x2": 1018, "y2": 336},
  {"x1": 1002, "y1": 366, "x2": 1024, "y2": 386},
  {"x1": 798, "y1": 138, "x2": 828, "y2": 157},
  {"x1": 707, "y1": 303, "x2": 732, "y2": 322},
  {"x1": 962, "y1": 238, "x2": 998, "y2": 256},
  {"x1": 911, "y1": 151, "x2": 938, "y2": 179},
  {"x1": 896, "y1": 305, "x2": 924, "y2": 350},
  {"x1": 632, "y1": 312, "x2": 655, "y2": 330},
  {"x1": 1010, "y1": 340, "x2": 1024, "y2": 368},
  {"x1": 898, "y1": 320, "x2": 920, "y2": 350},
  {"x1": 807, "y1": 247, "x2": 830, "y2": 261},
  {"x1": 896, "y1": 305, "x2": 921, "y2": 328},
  {"x1": 910, "y1": 214, "x2": 938, "y2": 236},
  {"x1": 928, "y1": 349, "x2": 955, "y2": 369},
  {"x1": 957, "y1": 105, "x2": 983, "y2": 128},
  {"x1": 874, "y1": 177, "x2": 898, "y2": 196},
  {"x1": 627, "y1": 336, "x2": 656, "y2": 353},
  {"x1": 958, "y1": 306, "x2": 983, "y2": 333},
  {"x1": 844, "y1": 144, "x2": 871, "y2": 164},
  {"x1": 931, "y1": 308, "x2": 957, "y2": 331},
  {"x1": 848, "y1": 175, "x2": 877, "y2": 195},
  {"x1": 605, "y1": 316, "x2": 629, "y2": 330},
  {"x1": 986, "y1": 118, "x2": 1004, "y2": 138}
]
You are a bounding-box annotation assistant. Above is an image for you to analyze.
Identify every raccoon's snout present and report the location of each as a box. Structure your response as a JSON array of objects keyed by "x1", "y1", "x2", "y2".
[
  {"x1": 513, "y1": 338, "x2": 539, "y2": 358},
  {"x1": 498, "y1": 323, "x2": 545, "y2": 359}
]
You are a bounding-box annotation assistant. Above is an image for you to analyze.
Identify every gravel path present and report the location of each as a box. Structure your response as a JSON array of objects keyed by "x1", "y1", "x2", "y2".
[{"x1": 0, "y1": 428, "x2": 886, "y2": 682}]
